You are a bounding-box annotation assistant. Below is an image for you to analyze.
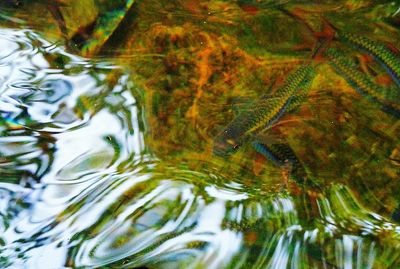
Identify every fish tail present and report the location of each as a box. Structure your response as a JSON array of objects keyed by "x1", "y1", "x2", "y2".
[
  {"x1": 252, "y1": 141, "x2": 284, "y2": 167},
  {"x1": 252, "y1": 142, "x2": 309, "y2": 185}
]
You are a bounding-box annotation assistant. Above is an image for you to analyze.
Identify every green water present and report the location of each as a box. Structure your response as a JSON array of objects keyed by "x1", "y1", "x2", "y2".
[{"x1": 0, "y1": 1, "x2": 400, "y2": 268}]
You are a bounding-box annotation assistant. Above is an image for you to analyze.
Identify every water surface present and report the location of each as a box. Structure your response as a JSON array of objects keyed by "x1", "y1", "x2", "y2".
[{"x1": 1, "y1": 1, "x2": 400, "y2": 268}]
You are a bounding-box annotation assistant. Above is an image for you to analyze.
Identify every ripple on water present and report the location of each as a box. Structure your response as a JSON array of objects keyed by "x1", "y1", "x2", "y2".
[
  {"x1": 3, "y1": 160, "x2": 400, "y2": 268},
  {"x1": 0, "y1": 29, "x2": 142, "y2": 185}
]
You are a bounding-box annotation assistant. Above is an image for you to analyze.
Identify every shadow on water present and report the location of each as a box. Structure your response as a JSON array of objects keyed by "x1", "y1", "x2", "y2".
[{"x1": 1, "y1": 1, "x2": 400, "y2": 268}]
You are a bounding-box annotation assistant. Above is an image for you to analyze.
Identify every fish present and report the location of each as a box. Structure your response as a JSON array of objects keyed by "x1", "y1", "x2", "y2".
[
  {"x1": 280, "y1": 9, "x2": 400, "y2": 89},
  {"x1": 334, "y1": 29, "x2": 400, "y2": 88},
  {"x1": 325, "y1": 48, "x2": 400, "y2": 118},
  {"x1": 213, "y1": 64, "x2": 315, "y2": 156},
  {"x1": 291, "y1": 14, "x2": 400, "y2": 88},
  {"x1": 251, "y1": 141, "x2": 309, "y2": 185}
]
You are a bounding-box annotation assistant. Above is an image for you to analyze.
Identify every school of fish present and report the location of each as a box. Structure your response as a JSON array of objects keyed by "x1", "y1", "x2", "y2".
[{"x1": 213, "y1": 18, "x2": 400, "y2": 191}]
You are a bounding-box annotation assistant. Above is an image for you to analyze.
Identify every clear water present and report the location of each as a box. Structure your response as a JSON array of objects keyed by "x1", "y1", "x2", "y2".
[{"x1": 1, "y1": 1, "x2": 400, "y2": 268}]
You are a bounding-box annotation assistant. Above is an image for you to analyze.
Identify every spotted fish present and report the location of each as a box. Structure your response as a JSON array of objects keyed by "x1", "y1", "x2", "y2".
[
  {"x1": 325, "y1": 48, "x2": 400, "y2": 118},
  {"x1": 213, "y1": 64, "x2": 315, "y2": 156}
]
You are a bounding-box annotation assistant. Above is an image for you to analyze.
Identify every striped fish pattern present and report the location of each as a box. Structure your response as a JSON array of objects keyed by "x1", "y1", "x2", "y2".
[
  {"x1": 213, "y1": 65, "x2": 315, "y2": 156},
  {"x1": 252, "y1": 141, "x2": 308, "y2": 184},
  {"x1": 336, "y1": 30, "x2": 400, "y2": 87},
  {"x1": 325, "y1": 48, "x2": 400, "y2": 118}
]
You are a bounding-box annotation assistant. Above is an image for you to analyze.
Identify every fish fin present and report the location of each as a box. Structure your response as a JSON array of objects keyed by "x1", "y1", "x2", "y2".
[
  {"x1": 314, "y1": 16, "x2": 337, "y2": 40},
  {"x1": 285, "y1": 94, "x2": 307, "y2": 113},
  {"x1": 385, "y1": 42, "x2": 400, "y2": 56},
  {"x1": 230, "y1": 77, "x2": 278, "y2": 115},
  {"x1": 229, "y1": 96, "x2": 255, "y2": 115},
  {"x1": 252, "y1": 153, "x2": 267, "y2": 176},
  {"x1": 384, "y1": 86, "x2": 400, "y2": 102},
  {"x1": 252, "y1": 132, "x2": 287, "y2": 145},
  {"x1": 251, "y1": 142, "x2": 310, "y2": 185},
  {"x1": 358, "y1": 54, "x2": 376, "y2": 76},
  {"x1": 260, "y1": 74, "x2": 281, "y2": 99},
  {"x1": 374, "y1": 74, "x2": 395, "y2": 87},
  {"x1": 264, "y1": 115, "x2": 317, "y2": 131}
]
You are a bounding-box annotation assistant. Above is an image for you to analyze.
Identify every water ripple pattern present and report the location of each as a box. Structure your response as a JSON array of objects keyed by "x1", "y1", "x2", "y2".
[{"x1": 0, "y1": 29, "x2": 143, "y2": 185}]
